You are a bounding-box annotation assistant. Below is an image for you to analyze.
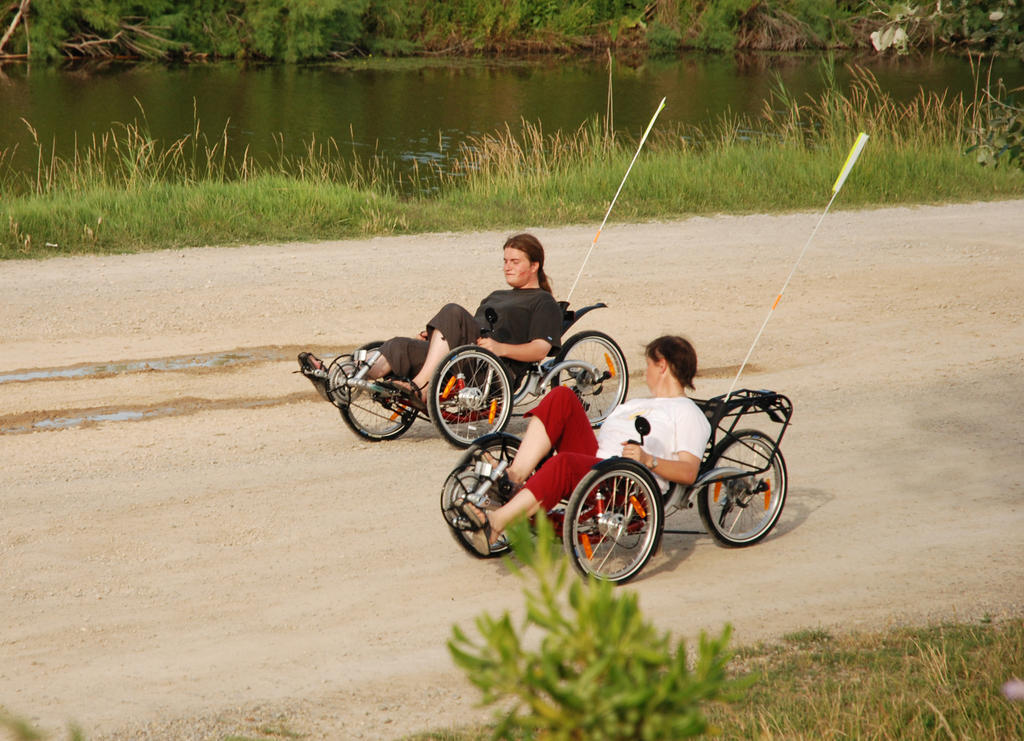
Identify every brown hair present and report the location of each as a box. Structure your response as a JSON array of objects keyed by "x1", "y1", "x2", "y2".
[
  {"x1": 503, "y1": 233, "x2": 553, "y2": 294},
  {"x1": 645, "y1": 335, "x2": 698, "y2": 391}
]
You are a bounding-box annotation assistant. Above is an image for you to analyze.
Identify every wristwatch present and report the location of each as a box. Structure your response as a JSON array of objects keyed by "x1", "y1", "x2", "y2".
[{"x1": 649, "y1": 455, "x2": 659, "y2": 470}]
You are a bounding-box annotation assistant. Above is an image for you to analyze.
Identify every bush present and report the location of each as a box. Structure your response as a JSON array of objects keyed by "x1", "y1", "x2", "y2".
[
  {"x1": 448, "y1": 516, "x2": 745, "y2": 740},
  {"x1": 692, "y1": 0, "x2": 749, "y2": 50},
  {"x1": 937, "y1": 0, "x2": 1024, "y2": 57},
  {"x1": 968, "y1": 76, "x2": 1024, "y2": 168},
  {"x1": 646, "y1": 20, "x2": 682, "y2": 57}
]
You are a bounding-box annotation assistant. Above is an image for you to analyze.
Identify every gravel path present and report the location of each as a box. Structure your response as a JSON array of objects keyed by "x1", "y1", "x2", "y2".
[{"x1": 2, "y1": 201, "x2": 1022, "y2": 739}]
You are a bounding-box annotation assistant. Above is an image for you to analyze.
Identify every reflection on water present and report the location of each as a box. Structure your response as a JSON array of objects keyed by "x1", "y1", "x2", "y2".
[
  {"x1": 0, "y1": 397, "x2": 306, "y2": 435},
  {"x1": 30, "y1": 408, "x2": 152, "y2": 429},
  {"x1": 0, "y1": 348, "x2": 287, "y2": 384},
  {"x1": 0, "y1": 346, "x2": 313, "y2": 434},
  {"x1": 1, "y1": 54, "x2": 1021, "y2": 189}
]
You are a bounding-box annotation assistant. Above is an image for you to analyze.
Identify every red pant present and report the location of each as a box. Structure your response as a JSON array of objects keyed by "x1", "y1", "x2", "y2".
[{"x1": 523, "y1": 386, "x2": 602, "y2": 510}]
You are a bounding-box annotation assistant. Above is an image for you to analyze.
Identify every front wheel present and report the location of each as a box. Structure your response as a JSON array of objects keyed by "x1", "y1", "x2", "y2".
[
  {"x1": 562, "y1": 460, "x2": 663, "y2": 584},
  {"x1": 440, "y1": 433, "x2": 521, "y2": 558},
  {"x1": 337, "y1": 342, "x2": 418, "y2": 441},
  {"x1": 428, "y1": 346, "x2": 513, "y2": 448},
  {"x1": 698, "y1": 430, "x2": 788, "y2": 547},
  {"x1": 554, "y1": 331, "x2": 628, "y2": 427}
]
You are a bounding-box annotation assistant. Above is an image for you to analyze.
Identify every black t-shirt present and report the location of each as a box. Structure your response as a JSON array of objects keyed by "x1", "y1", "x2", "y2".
[{"x1": 474, "y1": 288, "x2": 563, "y2": 350}]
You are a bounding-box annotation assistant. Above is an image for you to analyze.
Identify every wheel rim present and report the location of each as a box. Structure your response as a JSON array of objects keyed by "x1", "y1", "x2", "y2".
[
  {"x1": 433, "y1": 350, "x2": 511, "y2": 445},
  {"x1": 567, "y1": 469, "x2": 659, "y2": 582},
  {"x1": 341, "y1": 386, "x2": 416, "y2": 438},
  {"x1": 706, "y1": 436, "x2": 786, "y2": 543},
  {"x1": 331, "y1": 345, "x2": 417, "y2": 440},
  {"x1": 440, "y1": 439, "x2": 517, "y2": 555},
  {"x1": 558, "y1": 335, "x2": 628, "y2": 426}
]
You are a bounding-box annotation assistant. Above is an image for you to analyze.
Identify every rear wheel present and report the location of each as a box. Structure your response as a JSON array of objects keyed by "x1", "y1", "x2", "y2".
[
  {"x1": 555, "y1": 331, "x2": 628, "y2": 427},
  {"x1": 337, "y1": 342, "x2": 418, "y2": 441},
  {"x1": 562, "y1": 461, "x2": 663, "y2": 584},
  {"x1": 429, "y1": 346, "x2": 513, "y2": 448},
  {"x1": 698, "y1": 430, "x2": 787, "y2": 546},
  {"x1": 440, "y1": 434, "x2": 521, "y2": 558}
]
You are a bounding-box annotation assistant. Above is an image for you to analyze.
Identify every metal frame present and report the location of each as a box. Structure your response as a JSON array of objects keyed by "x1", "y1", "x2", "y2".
[
  {"x1": 324, "y1": 301, "x2": 622, "y2": 427},
  {"x1": 662, "y1": 389, "x2": 793, "y2": 528}
]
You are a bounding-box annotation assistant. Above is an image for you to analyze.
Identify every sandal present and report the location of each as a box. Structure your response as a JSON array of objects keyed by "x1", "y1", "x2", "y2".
[
  {"x1": 459, "y1": 501, "x2": 494, "y2": 556},
  {"x1": 297, "y1": 352, "x2": 330, "y2": 401}
]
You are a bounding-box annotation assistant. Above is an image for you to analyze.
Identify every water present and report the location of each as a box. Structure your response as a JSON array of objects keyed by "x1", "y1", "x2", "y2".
[
  {"x1": 1, "y1": 53, "x2": 1021, "y2": 189},
  {"x1": 0, "y1": 348, "x2": 285, "y2": 384},
  {"x1": 0, "y1": 347, "x2": 303, "y2": 434}
]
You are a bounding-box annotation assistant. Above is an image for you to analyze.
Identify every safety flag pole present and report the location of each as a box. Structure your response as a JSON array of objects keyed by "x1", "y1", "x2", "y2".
[
  {"x1": 566, "y1": 97, "x2": 667, "y2": 303},
  {"x1": 726, "y1": 132, "x2": 870, "y2": 398}
]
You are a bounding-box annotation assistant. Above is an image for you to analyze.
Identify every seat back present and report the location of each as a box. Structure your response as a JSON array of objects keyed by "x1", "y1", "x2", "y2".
[
  {"x1": 692, "y1": 390, "x2": 793, "y2": 475},
  {"x1": 557, "y1": 300, "x2": 576, "y2": 336},
  {"x1": 550, "y1": 300, "x2": 608, "y2": 356}
]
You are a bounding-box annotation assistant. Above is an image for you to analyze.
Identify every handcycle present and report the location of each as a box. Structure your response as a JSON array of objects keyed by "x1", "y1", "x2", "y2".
[
  {"x1": 307, "y1": 302, "x2": 629, "y2": 448},
  {"x1": 440, "y1": 388, "x2": 793, "y2": 584}
]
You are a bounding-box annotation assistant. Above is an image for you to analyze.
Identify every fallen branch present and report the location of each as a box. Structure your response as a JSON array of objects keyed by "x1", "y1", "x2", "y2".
[
  {"x1": 0, "y1": 0, "x2": 31, "y2": 56},
  {"x1": 60, "y1": 20, "x2": 177, "y2": 59},
  {"x1": 63, "y1": 31, "x2": 125, "y2": 57}
]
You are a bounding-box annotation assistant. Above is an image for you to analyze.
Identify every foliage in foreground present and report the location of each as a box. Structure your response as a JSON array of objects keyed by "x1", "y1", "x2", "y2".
[
  {"x1": 5, "y1": 617, "x2": 1021, "y2": 741},
  {"x1": 412, "y1": 617, "x2": 1024, "y2": 740},
  {"x1": 0, "y1": 708, "x2": 83, "y2": 741},
  {"x1": 448, "y1": 516, "x2": 742, "y2": 740}
]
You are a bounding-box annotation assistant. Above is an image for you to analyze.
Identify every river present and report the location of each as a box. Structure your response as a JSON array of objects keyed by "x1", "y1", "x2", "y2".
[{"x1": 1, "y1": 52, "x2": 1021, "y2": 191}]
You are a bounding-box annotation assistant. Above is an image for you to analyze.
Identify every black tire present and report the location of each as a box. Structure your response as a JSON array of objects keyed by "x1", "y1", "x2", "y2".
[
  {"x1": 698, "y1": 430, "x2": 788, "y2": 547},
  {"x1": 428, "y1": 346, "x2": 514, "y2": 448},
  {"x1": 337, "y1": 342, "x2": 418, "y2": 442},
  {"x1": 562, "y1": 459, "x2": 664, "y2": 584},
  {"x1": 439, "y1": 433, "x2": 521, "y2": 558},
  {"x1": 554, "y1": 331, "x2": 628, "y2": 427}
]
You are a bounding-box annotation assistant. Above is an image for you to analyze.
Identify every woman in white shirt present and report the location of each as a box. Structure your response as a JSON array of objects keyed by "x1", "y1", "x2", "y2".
[{"x1": 461, "y1": 335, "x2": 711, "y2": 555}]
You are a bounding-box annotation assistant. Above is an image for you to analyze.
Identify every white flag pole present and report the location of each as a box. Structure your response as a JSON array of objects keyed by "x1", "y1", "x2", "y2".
[
  {"x1": 726, "y1": 132, "x2": 870, "y2": 398},
  {"x1": 566, "y1": 97, "x2": 667, "y2": 303}
]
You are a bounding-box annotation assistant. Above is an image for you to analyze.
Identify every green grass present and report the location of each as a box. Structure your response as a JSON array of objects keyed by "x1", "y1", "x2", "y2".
[
  {"x1": 2, "y1": 66, "x2": 1022, "y2": 259},
  {"x1": 3, "y1": 619, "x2": 1021, "y2": 740},
  {"x1": 4, "y1": 139, "x2": 1019, "y2": 260},
  {"x1": 401, "y1": 619, "x2": 1024, "y2": 740},
  {"x1": 708, "y1": 619, "x2": 1024, "y2": 740}
]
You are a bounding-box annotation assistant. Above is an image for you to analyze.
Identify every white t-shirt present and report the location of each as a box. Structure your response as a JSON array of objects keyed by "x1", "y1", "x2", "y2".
[{"x1": 595, "y1": 396, "x2": 712, "y2": 491}]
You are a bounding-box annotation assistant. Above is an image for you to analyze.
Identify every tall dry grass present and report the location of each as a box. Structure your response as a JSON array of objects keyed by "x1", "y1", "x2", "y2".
[{"x1": 2, "y1": 66, "x2": 1021, "y2": 259}]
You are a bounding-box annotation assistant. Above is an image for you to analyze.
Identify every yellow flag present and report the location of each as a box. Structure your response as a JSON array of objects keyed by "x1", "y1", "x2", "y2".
[{"x1": 832, "y1": 132, "x2": 870, "y2": 193}]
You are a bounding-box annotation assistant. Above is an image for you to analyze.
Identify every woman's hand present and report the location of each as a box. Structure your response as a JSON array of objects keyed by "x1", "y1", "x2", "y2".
[
  {"x1": 620, "y1": 446, "x2": 702, "y2": 486},
  {"x1": 476, "y1": 336, "x2": 501, "y2": 354},
  {"x1": 619, "y1": 442, "x2": 653, "y2": 467}
]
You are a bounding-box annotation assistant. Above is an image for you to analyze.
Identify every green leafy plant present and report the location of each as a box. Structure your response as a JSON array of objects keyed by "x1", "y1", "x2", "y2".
[
  {"x1": 936, "y1": 0, "x2": 1024, "y2": 58},
  {"x1": 448, "y1": 516, "x2": 745, "y2": 740},
  {"x1": 866, "y1": 1, "x2": 1024, "y2": 58},
  {"x1": 967, "y1": 76, "x2": 1024, "y2": 168},
  {"x1": 692, "y1": 0, "x2": 750, "y2": 50},
  {"x1": 866, "y1": 1, "x2": 926, "y2": 54},
  {"x1": 646, "y1": 20, "x2": 681, "y2": 56},
  {"x1": 0, "y1": 708, "x2": 84, "y2": 741}
]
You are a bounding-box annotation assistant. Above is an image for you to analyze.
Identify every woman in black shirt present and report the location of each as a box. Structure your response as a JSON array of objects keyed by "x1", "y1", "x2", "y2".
[{"x1": 299, "y1": 233, "x2": 562, "y2": 408}]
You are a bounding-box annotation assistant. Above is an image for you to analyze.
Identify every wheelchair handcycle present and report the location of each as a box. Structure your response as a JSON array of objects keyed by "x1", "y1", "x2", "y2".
[
  {"x1": 440, "y1": 388, "x2": 793, "y2": 584},
  {"x1": 308, "y1": 302, "x2": 629, "y2": 448}
]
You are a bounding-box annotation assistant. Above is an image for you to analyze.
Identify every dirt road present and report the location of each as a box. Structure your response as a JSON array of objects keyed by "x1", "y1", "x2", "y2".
[{"x1": 2, "y1": 201, "x2": 1022, "y2": 739}]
